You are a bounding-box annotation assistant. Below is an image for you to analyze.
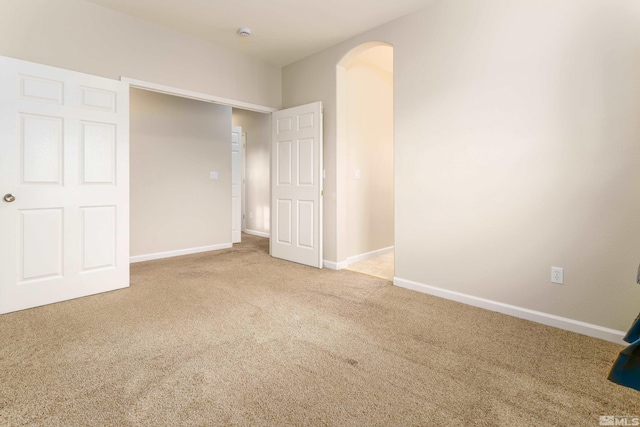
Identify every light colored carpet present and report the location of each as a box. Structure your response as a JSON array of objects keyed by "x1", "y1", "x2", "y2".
[
  {"x1": 345, "y1": 251, "x2": 394, "y2": 281},
  {"x1": 1, "y1": 234, "x2": 638, "y2": 426}
]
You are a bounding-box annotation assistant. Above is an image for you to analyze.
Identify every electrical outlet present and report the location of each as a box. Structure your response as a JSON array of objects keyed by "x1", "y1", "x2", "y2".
[
  {"x1": 551, "y1": 267, "x2": 564, "y2": 284},
  {"x1": 249, "y1": 212, "x2": 253, "y2": 219}
]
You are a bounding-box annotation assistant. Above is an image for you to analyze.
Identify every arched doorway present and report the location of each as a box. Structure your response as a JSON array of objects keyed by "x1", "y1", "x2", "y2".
[{"x1": 336, "y1": 42, "x2": 394, "y2": 280}]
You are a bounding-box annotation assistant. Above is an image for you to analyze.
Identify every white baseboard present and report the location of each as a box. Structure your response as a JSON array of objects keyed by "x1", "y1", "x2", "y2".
[
  {"x1": 346, "y1": 246, "x2": 394, "y2": 265},
  {"x1": 244, "y1": 229, "x2": 270, "y2": 238},
  {"x1": 323, "y1": 260, "x2": 349, "y2": 270},
  {"x1": 324, "y1": 246, "x2": 394, "y2": 271},
  {"x1": 130, "y1": 243, "x2": 233, "y2": 263},
  {"x1": 393, "y1": 277, "x2": 627, "y2": 345}
]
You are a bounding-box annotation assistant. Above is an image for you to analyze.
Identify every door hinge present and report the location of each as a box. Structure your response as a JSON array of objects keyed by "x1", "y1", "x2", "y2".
[
  {"x1": 321, "y1": 190, "x2": 324, "y2": 196},
  {"x1": 242, "y1": 214, "x2": 245, "y2": 219}
]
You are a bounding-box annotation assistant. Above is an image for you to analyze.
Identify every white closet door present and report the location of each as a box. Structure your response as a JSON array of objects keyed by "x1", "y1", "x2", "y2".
[{"x1": 0, "y1": 56, "x2": 129, "y2": 314}]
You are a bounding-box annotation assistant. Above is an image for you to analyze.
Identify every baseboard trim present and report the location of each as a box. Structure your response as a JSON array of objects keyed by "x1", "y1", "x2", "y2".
[
  {"x1": 323, "y1": 260, "x2": 349, "y2": 270},
  {"x1": 393, "y1": 277, "x2": 626, "y2": 345},
  {"x1": 324, "y1": 246, "x2": 394, "y2": 271},
  {"x1": 130, "y1": 243, "x2": 233, "y2": 263},
  {"x1": 244, "y1": 229, "x2": 270, "y2": 238},
  {"x1": 346, "y1": 246, "x2": 394, "y2": 265}
]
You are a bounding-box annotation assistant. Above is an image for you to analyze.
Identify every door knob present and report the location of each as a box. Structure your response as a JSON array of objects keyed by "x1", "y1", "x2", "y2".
[{"x1": 3, "y1": 194, "x2": 15, "y2": 203}]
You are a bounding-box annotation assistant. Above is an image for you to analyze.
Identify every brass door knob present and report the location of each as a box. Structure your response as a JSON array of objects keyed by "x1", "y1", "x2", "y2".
[{"x1": 3, "y1": 194, "x2": 15, "y2": 203}]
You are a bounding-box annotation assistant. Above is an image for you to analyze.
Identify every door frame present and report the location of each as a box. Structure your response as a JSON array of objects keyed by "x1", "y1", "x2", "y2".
[
  {"x1": 241, "y1": 131, "x2": 247, "y2": 233},
  {"x1": 122, "y1": 77, "x2": 276, "y2": 257},
  {"x1": 121, "y1": 78, "x2": 277, "y2": 114},
  {"x1": 335, "y1": 41, "x2": 395, "y2": 269},
  {"x1": 231, "y1": 125, "x2": 242, "y2": 243}
]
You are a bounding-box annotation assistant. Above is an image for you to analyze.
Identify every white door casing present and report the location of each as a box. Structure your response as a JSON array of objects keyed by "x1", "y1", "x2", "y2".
[
  {"x1": 241, "y1": 131, "x2": 247, "y2": 233},
  {"x1": 0, "y1": 56, "x2": 129, "y2": 314},
  {"x1": 270, "y1": 102, "x2": 323, "y2": 268},
  {"x1": 231, "y1": 125, "x2": 242, "y2": 243}
]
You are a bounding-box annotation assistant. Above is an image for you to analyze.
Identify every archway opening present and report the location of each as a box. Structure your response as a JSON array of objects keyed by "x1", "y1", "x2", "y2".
[{"x1": 336, "y1": 42, "x2": 394, "y2": 280}]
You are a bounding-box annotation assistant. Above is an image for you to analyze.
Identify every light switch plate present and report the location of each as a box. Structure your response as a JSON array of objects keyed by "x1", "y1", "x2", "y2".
[{"x1": 210, "y1": 172, "x2": 218, "y2": 180}]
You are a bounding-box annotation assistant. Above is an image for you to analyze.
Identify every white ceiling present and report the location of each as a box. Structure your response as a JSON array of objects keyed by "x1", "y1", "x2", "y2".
[{"x1": 83, "y1": 0, "x2": 433, "y2": 67}]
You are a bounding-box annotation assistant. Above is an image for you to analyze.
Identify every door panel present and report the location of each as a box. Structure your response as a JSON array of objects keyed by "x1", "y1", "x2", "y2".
[
  {"x1": 20, "y1": 114, "x2": 64, "y2": 184},
  {"x1": 276, "y1": 199, "x2": 292, "y2": 244},
  {"x1": 80, "y1": 87, "x2": 117, "y2": 111},
  {"x1": 0, "y1": 55, "x2": 129, "y2": 314},
  {"x1": 277, "y1": 141, "x2": 292, "y2": 185},
  {"x1": 271, "y1": 102, "x2": 323, "y2": 268},
  {"x1": 297, "y1": 138, "x2": 315, "y2": 185},
  {"x1": 20, "y1": 208, "x2": 64, "y2": 281},
  {"x1": 297, "y1": 200, "x2": 314, "y2": 248},
  {"x1": 19, "y1": 75, "x2": 64, "y2": 104},
  {"x1": 80, "y1": 121, "x2": 116, "y2": 184},
  {"x1": 81, "y1": 206, "x2": 117, "y2": 271}
]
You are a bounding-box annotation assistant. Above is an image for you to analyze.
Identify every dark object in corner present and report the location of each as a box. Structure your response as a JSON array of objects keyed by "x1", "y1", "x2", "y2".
[
  {"x1": 609, "y1": 313, "x2": 640, "y2": 391},
  {"x1": 608, "y1": 268, "x2": 640, "y2": 391}
]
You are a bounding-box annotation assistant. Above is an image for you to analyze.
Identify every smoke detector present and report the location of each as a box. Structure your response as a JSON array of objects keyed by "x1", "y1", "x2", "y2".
[{"x1": 237, "y1": 27, "x2": 252, "y2": 37}]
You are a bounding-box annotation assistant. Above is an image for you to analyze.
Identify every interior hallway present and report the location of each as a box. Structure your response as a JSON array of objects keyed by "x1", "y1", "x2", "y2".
[{"x1": 345, "y1": 251, "x2": 394, "y2": 281}]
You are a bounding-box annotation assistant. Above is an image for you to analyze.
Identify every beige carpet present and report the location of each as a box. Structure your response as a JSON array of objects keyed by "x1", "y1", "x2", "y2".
[
  {"x1": 345, "y1": 251, "x2": 394, "y2": 281},
  {"x1": 1, "y1": 234, "x2": 638, "y2": 426}
]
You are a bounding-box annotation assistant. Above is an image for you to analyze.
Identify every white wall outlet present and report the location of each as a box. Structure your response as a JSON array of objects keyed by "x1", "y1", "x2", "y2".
[
  {"x1": 209, "y1": 171, "x2": 218, "y2": 180},
  {"x1": 551, "y1": 267, "x2": 564, "y2": 284},
  {"x1": 249, "y1": 212, "x2": 253, "y2": 219},
  {"x1": 354, "y1": 169, "x2": 361, "y2": 180}
]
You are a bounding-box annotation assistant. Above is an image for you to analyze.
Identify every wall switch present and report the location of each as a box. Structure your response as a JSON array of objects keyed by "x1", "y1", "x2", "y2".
[
  {"x1": 209, "y1": 172, "x2": 218, "y2": 180},
  {"x1": 249, "y1": 212, "x2": 253, "y2": 219},
  {"x1": 551, "y1": 267, "x2": 564, "y2": 284},
  {"x1": 354, "y1": 170, "x2": 361, "y2": 180}
]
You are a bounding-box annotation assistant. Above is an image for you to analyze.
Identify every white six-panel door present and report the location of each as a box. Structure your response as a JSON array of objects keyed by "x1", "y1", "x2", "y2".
[
  {"x1": 0, "y1": 56, "x2": 129, "y2": 314},
  {"x1": 271, "y1": 102, "x2": 323, "y2": 268},
  {"x1": 231, "y1": 125, "x2": 242, "y2": 243}
]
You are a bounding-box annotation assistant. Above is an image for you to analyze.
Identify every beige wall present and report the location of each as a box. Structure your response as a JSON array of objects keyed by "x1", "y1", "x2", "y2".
[
  {"x1": 346, "y1": 55, "x2": 394, "y2": 258},
  {"x1": 0, "y1": 0, "x2": 281, "y2": 108},
  {"x1": 232, "y1": 109, "x2": 272, "y2": 235},
  {"x1": 283, "y1": 0, "x2": 640, "y2": 331},
  {"x1": 130, "y1": 88, "x2": 232, "y2": 256}
]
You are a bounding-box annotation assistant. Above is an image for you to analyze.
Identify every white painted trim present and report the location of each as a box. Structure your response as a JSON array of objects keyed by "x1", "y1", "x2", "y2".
[
  {"x1": 121, "y1": 77, "x2": 278, "y2": 114},
  {"x1": 244, "y1": 229, "x2": 270, "y2": 238},
  {"x1": 323, "y1": 260, "x2": 349, "y2": 270},
  {"x1": 325, "y1": 246, "x2": 394, "y2": 271},
  {"x1": 130, "y1": 243, "x2": 232, "y2": 263},
  {"x1": 346, "y1": 246, "x2": 393, "y2": 265},
  {"x1": 393, "y1": 277, "x2": 627, "y2": 345}
]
